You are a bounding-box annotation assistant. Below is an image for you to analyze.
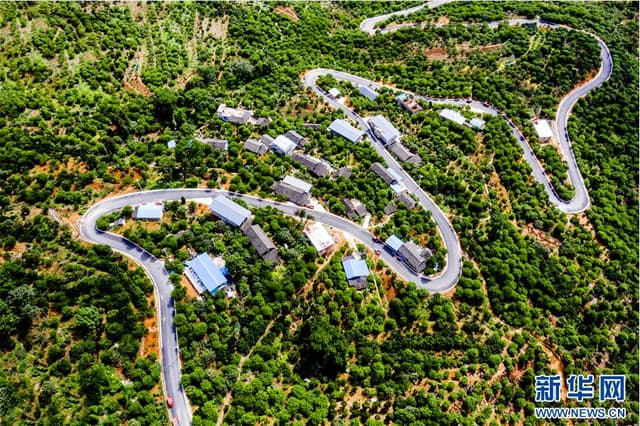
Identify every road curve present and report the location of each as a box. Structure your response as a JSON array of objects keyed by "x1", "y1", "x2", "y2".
[
  {"x1": 76, "y1": 3, "x2": 612, "y2": 424},
  {"x1": 359, "y1": 2, "x2": 613, "y2": 213},
  {"x1": 79, "y1": 187, "x2": 458, "y2": 424}
]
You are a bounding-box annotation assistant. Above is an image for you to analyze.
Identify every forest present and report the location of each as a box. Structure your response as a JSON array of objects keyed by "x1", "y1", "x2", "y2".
[{"x1": 0, "y1": 1, "x2": 636, "y2": 424}]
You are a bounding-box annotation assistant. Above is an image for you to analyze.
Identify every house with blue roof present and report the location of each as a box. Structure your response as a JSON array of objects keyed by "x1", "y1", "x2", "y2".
[
  {"x1": 342, "y1": 256, "x2": 370, "y2": 289},
  {"x1": 210, "y1": 196, "x2": 252, "y2": 229},
  {"x1": 384, "y1": 235, "x2": 404, "y2": 254},
  {"x1": 185, "y1": 253, "x2": 228, "y2": 295}
]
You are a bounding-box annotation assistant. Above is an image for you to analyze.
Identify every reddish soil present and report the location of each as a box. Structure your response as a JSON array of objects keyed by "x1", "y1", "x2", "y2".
[{"x1": 274, "y1": 5, "x2": 298, "y2": 21}]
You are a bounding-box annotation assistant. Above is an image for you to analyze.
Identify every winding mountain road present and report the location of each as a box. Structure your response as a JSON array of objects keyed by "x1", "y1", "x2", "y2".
[{"x1": 77, "y1": 2, "x2": 612, "y2": 424}]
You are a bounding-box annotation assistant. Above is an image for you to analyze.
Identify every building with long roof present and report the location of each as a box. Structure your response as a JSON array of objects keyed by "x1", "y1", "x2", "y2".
[
  {"x1": 134, "y1": 203, "x2": 163, "y2": 220},
  {"x1": 185, "y1": 253, "x2": 228, "y2": 295},
  {"x1": 245, "y1": 224, "x2": 279, "y2": 262},
  {"x1": 210, "y1": 196, "x2": 252, "y2": 228},
  {"x1": 328, "y1": 119, "x2": 364, "y2": 143},
  {"x1": 369, "y1": 115, "x2": 401, "y2": 145},
  {"x1": 398, "y1": 241, "x2": 432, "y2": 273},
  {"x1": 439, "y1": 109, "x2": 466, "y2": 126},
  {"x1": 385, "y1": 235, "x2": 404, "y2": 254},
  {"x1": 358, "y1": 84, "x2": 379, "y2": 101},
  {"x1": 371, "y1": 162, "x2": 397, "y2": 185}
]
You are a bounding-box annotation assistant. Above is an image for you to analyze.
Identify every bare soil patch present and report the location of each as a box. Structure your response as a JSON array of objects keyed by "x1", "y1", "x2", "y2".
[{"x1": 274, "y1": 6, "x2": 299, "y2": 21}]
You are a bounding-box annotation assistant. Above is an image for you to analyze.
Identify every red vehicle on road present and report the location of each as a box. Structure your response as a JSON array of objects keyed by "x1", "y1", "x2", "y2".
[{"x1": 166, "y1": 396, "x2": 174, "y2": 408}]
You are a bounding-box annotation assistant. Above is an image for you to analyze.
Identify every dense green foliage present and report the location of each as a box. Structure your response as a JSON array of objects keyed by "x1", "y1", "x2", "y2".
[{"x1": 0, "y1": 0, "x2": 636, "y2": 424}]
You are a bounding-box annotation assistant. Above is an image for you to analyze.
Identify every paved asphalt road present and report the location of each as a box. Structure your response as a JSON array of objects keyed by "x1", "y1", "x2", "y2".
[
  {"x1": 78, "y1": 2, "x2": 612, "y2": 424},
  {"x1": 79, "y1": 188, "x2": 449, "y2": 425},
  {"x1": 359, "y1": 2, "x2": 613, "y2": 213}
]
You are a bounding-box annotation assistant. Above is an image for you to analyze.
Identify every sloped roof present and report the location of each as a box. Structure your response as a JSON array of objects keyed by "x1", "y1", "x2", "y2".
[
  {"x1": 328, "y1": 119, "x2": 364, "y2": 143},
  {"x1": 244, "y1": 138, "x2": 268, "y2": 154},
  {"x1": 210, "y1": 196, "x2": 251, "y2": 227},
  {"x1": 358, "y1": 85, "x2": 379, "y2": 101},
  {"x1": 283, "y1": 175, "x2": 312, "y2": 193},
  {"x1": 245, "y1": 225, "x2": 277, "y2": 256},
  {"x1": 186, "y1": 253, "x2": 227, "y2": 294},
  {"x1": 135, "y1": 203, "x2": 163, "y2": 220},
  {"x1": 370, "y1": 115, "x2": 400, "y2": 143},
  {"x1": 272, "y1": 135, "x2": 297, "y2": 154},
  {"x1": 439, "y1": 109, "x2": 466, "y2": 126},
  {"x1": 342, "y1": 257, "x2": 370, "y2": 279},
  {"x1": 385, "y1": 235, "x2": 404, "y2": 252}
]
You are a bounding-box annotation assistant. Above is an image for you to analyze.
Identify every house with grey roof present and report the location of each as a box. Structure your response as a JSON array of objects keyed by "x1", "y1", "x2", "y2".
[
  {"x1": 336, "y1": 166, "x2": 352, "y2": 178},
  {"x1": 343, "y1": 199, "x2": 368, "y2": 219},
  {"x1": 198, "y1": 137, "x2": 228, "y2": 151},
  {"x1": 210, "y1": 196, "x2": 252, "y2": 229},
  {"x1": 291, "y1": 152, "x2": 333, "y2": 177},
  {"x1": 371, "y1": 162, "x2": 397, "y2": 185},
  {"x1": 387, "y1": 142, "x2": 421, "y2": 164},
  {"x1": 398, "y1": 241, "x2": 432, "y2": 273},
  {"x1": 397, "y1": 191, "x2": 416, "y2": 209},
  {"x1": 328, "y1": 119, "x2": 364, "y2": 143},
  {"x1": 272, "y1": 176, "x2": 312, "y2": 205},
  {"x1": 358, "y1": 84, "x2": 379, "y2": 101},
  {"x1": 260, "y1": 134, "x2": 275, "y2": 147},
  {"x1": 384, "y1": 202, "x2": 398, "y2": 215},
  {"x1": 284, "y1": 130, "x2": 306, "y2": 146},
  {"x1": 369, "y1": 115, "x2": 400, "y2": 145},
  {"x1": 244, "y1": 138, "x2": 268, "y2": 155},
  {"x1": 244, "y1": 224, "x2": 279, "y2": 262}
]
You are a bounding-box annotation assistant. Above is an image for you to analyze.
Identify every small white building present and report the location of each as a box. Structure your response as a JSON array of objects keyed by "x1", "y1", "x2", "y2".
[
  {"x1": 534, "y1": 120, "x2": 554, "y2": 142},
  {"x1": 328, "y1": 88, "x2": 341, "y2": 98},
  {"x1": 304, "y1": 222, "x2": 334, "y2": 255}
]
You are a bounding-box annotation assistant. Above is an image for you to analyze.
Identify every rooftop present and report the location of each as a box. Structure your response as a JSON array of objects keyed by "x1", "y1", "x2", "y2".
[
  {"x1": 439, "y1": 109, "x2": 466, "y2": 126},
  {"x1": 369, "y1": 115, "x2": 401, "y2": 144},
  {"x1": 272, "y1": 182, "x2": 311, "y2": 205},
  {"x1": 371, "y1": 162, "x2": 397, "y2": 185},
  {"x1": 358, "y1": 84, "x2": 379, "y2": 101},
  {"x1": 385, "y1": 234, "x2": 404, "y2": 252},
  {"x1": 304, "y1": 222, "x2": 334, "y2": 253},
  {"x1": 342, "y1": 256, "x2": 370, "y2": 280},
  {"x1": 244, "y1": 138, "x2": 268, "y2": 155},
  {"x1": 210, "y1": 196, "x2": 251, "y2": 227},
  {"x1": 328, "y1": 119, "x2": 364, "y2": 143},
  {"x1": 135, "y1": 203, "x2": 163, "y2": 220},
  {"x1": 272, "y1": 135, "x2": 297, "y2": 155},
  {"x1": 534, "y1": 120, "x2": 554, "y2": 139},
  {"x1": 245, "y1": 224, "x2": 278, "y2": 261},
  {"x1": 470, "y1": 117, "x2": 486, "y2": 130},
  {"x1": 283, "y1": 175, "x2": 312, "y2": 193},
  {"x1": 185, "y1": 253, "x2": 227, "y2": 295}
]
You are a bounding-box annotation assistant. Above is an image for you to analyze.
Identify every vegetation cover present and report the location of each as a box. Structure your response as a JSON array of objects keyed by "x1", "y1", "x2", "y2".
[{"x1": 0, "y1": 1, "x2": 636, "y2": 425}]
